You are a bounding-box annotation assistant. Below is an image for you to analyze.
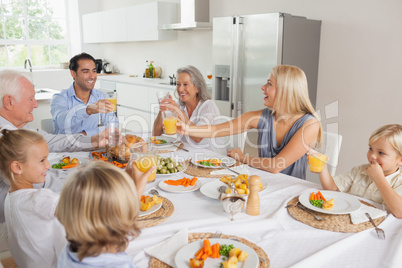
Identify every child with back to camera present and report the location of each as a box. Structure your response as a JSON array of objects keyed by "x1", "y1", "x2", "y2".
[
  {"x1": 319, "y1": 124, "x2": 402, "y2": 218},
  {"x1": 0, "y1": 128, "x2": 66, "y2": 268},
  {"x1": 56, "y1": 160, "x2": 151, "y2": 268}
]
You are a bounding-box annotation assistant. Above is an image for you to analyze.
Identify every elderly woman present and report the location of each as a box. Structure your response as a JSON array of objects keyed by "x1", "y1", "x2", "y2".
[
  {"x1": 177, "y1": 65, "x2": 322, "y2": 180},
  {"x1": 152, "y1": 65, "x2": 225, "y2": 155}
]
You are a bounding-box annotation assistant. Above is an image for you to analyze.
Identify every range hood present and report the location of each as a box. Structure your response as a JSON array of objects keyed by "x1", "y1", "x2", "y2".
[{"x1": 159, "y1": 0, "x2": 211, "y2": 30}]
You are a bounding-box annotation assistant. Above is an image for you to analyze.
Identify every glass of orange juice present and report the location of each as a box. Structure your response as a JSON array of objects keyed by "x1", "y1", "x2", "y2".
[
  {"x1": 308, "y1": 143, "x2": 329, "y2": 173},
  {"x1": 105, "y1": 91, "x2": 117, "y2": 112},
  {"x1": 162, "y1": 110, "x2": 178, "y2": 135},
  {"x1": 130, "y1": 142, "x2": 157, "y2": 183}
]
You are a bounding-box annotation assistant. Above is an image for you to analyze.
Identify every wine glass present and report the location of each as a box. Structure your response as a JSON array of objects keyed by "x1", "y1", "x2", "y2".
[
  {"x1": 220, "y1": 184, "x2": 245, "y2": 221},
  {"x1": 206, "y1": 70, "x2": 213, "y2": 85}
]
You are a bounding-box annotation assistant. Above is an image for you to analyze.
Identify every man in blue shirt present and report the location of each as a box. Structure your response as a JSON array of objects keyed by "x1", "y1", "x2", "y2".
[{"x1": 51, "y1": 53, "x2": 117, "y2": 136}]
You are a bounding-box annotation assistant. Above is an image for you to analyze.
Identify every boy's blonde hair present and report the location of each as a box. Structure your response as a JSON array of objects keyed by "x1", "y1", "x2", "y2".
[
  {"x1": 0, "y1": 128, "x2": 45, "y2": 183},
  {"x1": 369, "y1": 124, "x2": 402, "y2": 156},
  {"x1": 56, "y1": 161, "x2": 141, "y2": 261},
  {"x1": 270, "y1": 65, "x2": 322, "y2": 141}
]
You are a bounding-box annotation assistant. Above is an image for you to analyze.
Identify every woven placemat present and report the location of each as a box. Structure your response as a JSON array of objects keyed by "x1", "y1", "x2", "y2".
[
  {"x1": 183, "y1": 161, "x2": 242, "y2": 178},
  {"x1": 287, "y1": 196, "x2": 386, "y2": 233},
  {"x1": 149, "y1": 232, "x2": 270, "y2": 268},
  {"x1": 138, "y1": 197, "x2": 174, "y2": 229}
]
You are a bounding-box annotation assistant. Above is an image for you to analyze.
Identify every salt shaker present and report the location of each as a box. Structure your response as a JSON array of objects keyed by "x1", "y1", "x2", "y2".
[{"x1": 246, "y1": 175, "x2": 261, "y2": 216}]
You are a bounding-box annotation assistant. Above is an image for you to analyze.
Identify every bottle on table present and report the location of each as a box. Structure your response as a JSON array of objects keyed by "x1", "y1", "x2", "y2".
[
  {"x1": 246, "y1": 175, "x2": 261, "y2": 216},
  {"x1": 149, "y1": 61, "x2": 154, "y2": 78},
  {"x1": 145, "y1": 60, "x2": 149, "y2": 78}
]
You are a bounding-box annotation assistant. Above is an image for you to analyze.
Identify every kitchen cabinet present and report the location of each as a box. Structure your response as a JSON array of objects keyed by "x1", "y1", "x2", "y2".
[{"x1": 82, "y1": 2, "x2": 178, "y2": 43}]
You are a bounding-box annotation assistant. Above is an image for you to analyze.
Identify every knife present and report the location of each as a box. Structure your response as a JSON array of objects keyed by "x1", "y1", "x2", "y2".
[{"x1": 173, "y1": 144, "x2": 189, "y2": 152}]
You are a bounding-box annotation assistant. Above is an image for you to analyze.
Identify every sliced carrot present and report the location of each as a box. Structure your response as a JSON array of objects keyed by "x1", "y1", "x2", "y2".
[
  {"x1": 309, "y1": 192, "x2": 315, "y2": 201},
  {"x1": 62, "y1": 163, "x2": 79, "y2": 169},
  {"x1": 194, "y1": 246, "x2": 204, "y2": 257},
  {"x1": 203, "y1": 239, "x2": 212, "y2": 256},
  {"x1": 184, "y1": 178, "x2": 191, "y2": 187},
  {"x1": 196, "y1": 249, "x2": 204, "y2": 260},
  {"x1": 190, "y1": 177, "x2": 198, "y2": 186},
  {"x1": 317, "y1": 191, "x2": 327, "y2": 202}
]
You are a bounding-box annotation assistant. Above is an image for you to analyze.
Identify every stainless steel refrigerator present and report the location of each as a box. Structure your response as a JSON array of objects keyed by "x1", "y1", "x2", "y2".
[{"x1": 212, "y1": 13, "x2": 321, "y2": 117}]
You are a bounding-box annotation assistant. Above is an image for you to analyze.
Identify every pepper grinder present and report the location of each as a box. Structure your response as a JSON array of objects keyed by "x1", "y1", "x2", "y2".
[{"x1": 246, "y1": 175, "x2": 261, "y2": 216}]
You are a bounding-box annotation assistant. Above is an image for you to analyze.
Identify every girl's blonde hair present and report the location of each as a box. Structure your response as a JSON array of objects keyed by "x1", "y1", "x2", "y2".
[
  {"x1": 369, "y1": 124, "x2": 402, "y2": 156},
  {"x1": 0, "y1": 129, "x2": 45, "y2": 183},
  {"x1": 55, "y1": 161, "x2": 141, "y2": 261},
  {"x1": 270, "y1": 65, "x2": 322, "y2": 142}
]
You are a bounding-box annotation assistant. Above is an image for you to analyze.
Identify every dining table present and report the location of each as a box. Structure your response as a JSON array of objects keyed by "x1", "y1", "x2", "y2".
[{"x1": 47, "y1": 136, "x2": 402, "y2": 268}]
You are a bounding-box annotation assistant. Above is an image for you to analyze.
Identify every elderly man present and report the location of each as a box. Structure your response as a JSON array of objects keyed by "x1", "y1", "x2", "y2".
[
  {"x1": 51, "y1": 52, "x2": 117, "y2": 135},
  {"x1": 0, "y1": 69, "x2": 108, "y2": 224}
]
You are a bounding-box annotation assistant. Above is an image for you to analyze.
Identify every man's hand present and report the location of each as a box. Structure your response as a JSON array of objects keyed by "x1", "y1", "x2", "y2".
[
  {"x1": 91, "y1": 128, "x2": 109, "y2": 148},
  {"x1": 365, "y1": 160, "x2": 385, "y2": 182},
  {"x1": 86, "y1": 99, "x2": 115, "y2": 115}
]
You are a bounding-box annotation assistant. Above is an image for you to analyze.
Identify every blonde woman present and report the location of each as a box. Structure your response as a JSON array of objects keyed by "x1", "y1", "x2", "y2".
[
  {"x1": 56, "y1": 161, "x2": 150, "y2": 267},
  {"x1": 178, "y1": 65, "x2": 321, "y2": 180}
]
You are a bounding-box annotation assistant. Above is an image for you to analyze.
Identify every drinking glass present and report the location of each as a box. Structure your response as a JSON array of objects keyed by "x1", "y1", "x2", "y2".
[
  {"x1": 162, "y1": 110, "x2": 178, "y2": 135},
  {"x1": 106, "y1": 122, "x2": 122, "y2": 157},
  {"x1": 156, "y1": 91, "x2": 170, "y2": 104},
  {"x1": 105, "y1": 91, "x2": 117, "y2": 112},
  {"x1": 308, "y1": 142, "x2": 329, "y2": 173},
  {"x1": 221, "y1": 191, "x2": 245, "y2": 221},
  {"x1": 129, "y1": 142, "x2": 157, "y2": 183},
  {"x1": 206, "y1": 70, "x2": 213, "y2": 84}
]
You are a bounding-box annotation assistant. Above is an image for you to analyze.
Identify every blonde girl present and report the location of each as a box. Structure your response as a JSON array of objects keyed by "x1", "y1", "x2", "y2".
[
  {"x1": 177, "y1": 65, "x2": 321, "y2": 180},
  {"x1": 56, "y1": 161, "x2": 148, "y2": 268},
  {"x1": 0, "y1": 129, "x2": 66, "y2": 268},
  {"x1": 319, "y1": 124, "x2": 402, "y2": 218}
]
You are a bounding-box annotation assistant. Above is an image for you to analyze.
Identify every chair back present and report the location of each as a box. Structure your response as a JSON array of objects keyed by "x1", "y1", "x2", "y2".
[
  {"x1": 323, "y1": 131, "x2": 343, "y2": 176},
  {"x1": 41, "y1": 118, "x2": 54, "y2": 134}
]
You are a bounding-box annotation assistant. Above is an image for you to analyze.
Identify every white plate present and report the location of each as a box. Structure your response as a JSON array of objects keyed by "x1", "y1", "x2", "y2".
[
  {"x1": 49, "y1": 156, "x2": 89, "y2": 170},
  {"x1": 151, "y1": 136, "x2": 177, "y2": 148},
  {"x1": 175, "y1": 238, "x2": 259, "y2": 268},
  {"x1": 298, "y1": 190, "x2": 362, "y2": 214},
  {"x1": 139, "y1": 201, "x2": 162, "y2": 217},
  {"x1": 155, "y1": 168, "x2": 186, "y2": 178},
  {"x1": 200, "y1": 180, "x2": 268, "y2": 200},
  {"x1": 191, "y1": 155, "x2": 236, "y2": 169},
  {"x1": 158, "y1": 179, "x2": 202, "y2": 193}
]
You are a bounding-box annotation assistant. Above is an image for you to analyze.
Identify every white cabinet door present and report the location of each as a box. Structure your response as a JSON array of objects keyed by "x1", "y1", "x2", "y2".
[
  {"x1": 116, "y1": 83, "x2": 149, "y2": 111},
  {"x1": 117, "y1": 106, "x2": 151, "y2": 132},
  {"x1": 102, "y1": 8, "x2": 127, "y2": 42},
  {"x1": 82, "y1": 12, "x2": 103, "y2": 43}
]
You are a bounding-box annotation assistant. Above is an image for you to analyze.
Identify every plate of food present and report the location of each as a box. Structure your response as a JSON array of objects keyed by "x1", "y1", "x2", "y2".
[
  {"x1": 139, "y1": 195, "x2": 163, "y2": 217},
  {"x1": 158, "y1": 177, "x2": 202, "y2": 193},
  {"x1": 175, "y1": 238, "x2": 258, "y2": 268},
  {"x1": 200, "y1": 179, "x2": 268, "y2": 200},
  {"x1": 155, "y1": 156, "x2": 186, "y2": 176},
  {"x1": 49, "y1": 156, "x2": 89, "y2": 170},
  {"x1": 191, "y1": 155, "x2": 236, "y2": 169},
  {"x1": 298, "y1": 190, "x2": 362, "y2": 215},
  {"x1": 150, "y1": 136, "x2": 177, "y2": 148}
]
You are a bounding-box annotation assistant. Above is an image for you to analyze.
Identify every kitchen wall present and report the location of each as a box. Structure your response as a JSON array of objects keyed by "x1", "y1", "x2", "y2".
[{"x1": 79, "y1": 0, "x2": 402, "y2": 175}]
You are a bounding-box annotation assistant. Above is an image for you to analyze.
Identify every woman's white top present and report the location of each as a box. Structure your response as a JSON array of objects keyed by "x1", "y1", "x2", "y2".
[
  {"x1": 5, "y1": 188, "x2": 66, "y2": 268},
  {"x1": 178, "y1": 100, "x2": 227, "y2": 155}
]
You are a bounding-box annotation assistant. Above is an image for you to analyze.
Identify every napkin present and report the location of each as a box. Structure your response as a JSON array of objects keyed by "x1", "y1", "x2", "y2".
[
  {"x1": 144, "y1": 228, "x2": 188, "y2": 266},
  {"x1": 210, "y1": 164, "x2": 249, "y2": 176},
  {"x1": 350, "y1": 204, "x2": 387, "y2": 224}
]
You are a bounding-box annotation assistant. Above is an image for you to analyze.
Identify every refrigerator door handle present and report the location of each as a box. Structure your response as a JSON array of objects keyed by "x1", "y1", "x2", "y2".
[{"x1": 231, "y1": 16, "x2": 243, "y2": 117}]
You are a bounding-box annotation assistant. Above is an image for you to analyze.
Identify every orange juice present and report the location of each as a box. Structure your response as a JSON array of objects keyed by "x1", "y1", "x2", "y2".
[
  {"x1": 163, "y1": 116, "x2": 178, "y2": 135},
  {"x1": 106, "y1": 98, "x2": 117, "y2": 112},
  {"x1": 309, "y1": 153, "x2": 327, "y2": 173},
  {"x1": 135, "y1": 155, "x2": 157, "y2": 182}
]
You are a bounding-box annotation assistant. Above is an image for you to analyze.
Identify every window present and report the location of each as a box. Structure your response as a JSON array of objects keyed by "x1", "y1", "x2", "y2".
[{"x1": 0, "y1": 0, "x2": 69, "y2": 68}]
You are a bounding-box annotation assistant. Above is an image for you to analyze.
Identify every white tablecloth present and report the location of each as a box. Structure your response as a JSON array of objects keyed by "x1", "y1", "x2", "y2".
[{"x1": 125, "y1": 148, "x2": 402, "y2": 268}]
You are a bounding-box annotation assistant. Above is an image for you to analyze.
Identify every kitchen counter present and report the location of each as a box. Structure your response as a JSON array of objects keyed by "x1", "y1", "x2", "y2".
[
  {"x1": 35, "y1": 88, "x2": 60, "y2": 101},
  {"x1": 96, "y1": 74, "x2": 176, "y2": 89}
]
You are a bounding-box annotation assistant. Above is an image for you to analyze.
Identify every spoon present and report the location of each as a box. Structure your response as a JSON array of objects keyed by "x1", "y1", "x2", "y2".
[
  {"x1": 149, "y1": 189, "x2": 166, "y2": 210},
  {"x1": 218, "y1": 186, "x2": 226, "y2": 200}
]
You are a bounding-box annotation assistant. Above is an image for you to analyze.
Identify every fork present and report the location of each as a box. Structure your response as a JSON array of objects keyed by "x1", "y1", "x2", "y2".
[
  {"x1": 211, "y1": 230, "x2": 222, "y2": 238},
  {"x1": 221, "y1": 162, "x2": 241, "y2": 175},
  {"x1": 365, "y1": 213, "x2": 386, "y2": 239},
  {"x1": 297, "y1": 203, "x2": 328, "y2": 221}
]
